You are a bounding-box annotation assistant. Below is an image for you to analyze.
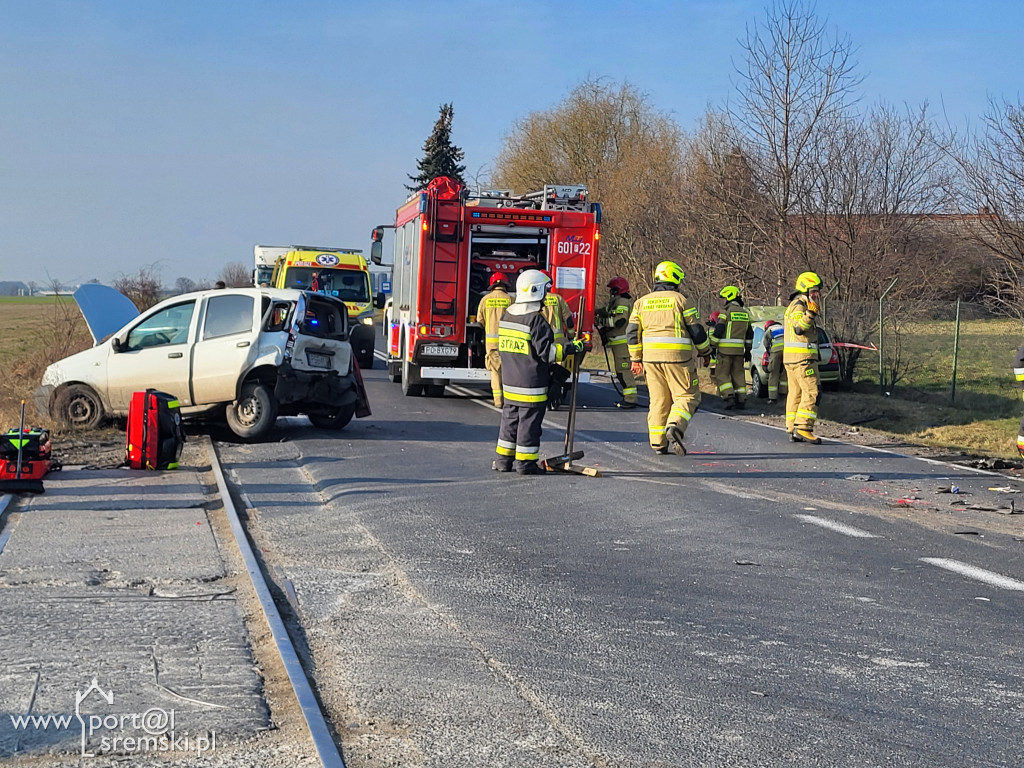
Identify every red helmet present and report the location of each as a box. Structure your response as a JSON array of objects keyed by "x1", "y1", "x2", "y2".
[
  {"x1": 709, "y1": 311, "x2": 722, "y2": 324},
  {"x1": 764, "y1": 320, "x2": 777, "y2": 329},
  {"x1": 607, "y1": 276, "x2": 629, "y2": 295},
  {"x1": 489, "y1": 271, "x2": 510, "y2": 288}
]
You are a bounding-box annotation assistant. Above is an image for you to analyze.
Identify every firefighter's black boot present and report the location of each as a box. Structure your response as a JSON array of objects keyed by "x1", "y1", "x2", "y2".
[
  {"x1": 517, "y1": 461, "x2": 545, "y2": 476},
  {"x1": 492, "y1": 459, "x2": 513, "y2": 472},
  {"x1": 667, "y1": 424, "x2": 687, "y2": 456}
]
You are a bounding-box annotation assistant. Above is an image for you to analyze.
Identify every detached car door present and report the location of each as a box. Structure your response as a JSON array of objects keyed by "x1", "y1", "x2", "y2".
[
  {"x1": 107, "y1": 299, "x2": 198, "y2": 410},
  {"x1": 190, "y1": 293, "x2": 259, "y2": 405}
]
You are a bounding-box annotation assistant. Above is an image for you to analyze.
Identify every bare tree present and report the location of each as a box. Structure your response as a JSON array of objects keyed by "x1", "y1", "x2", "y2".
[
  {"x1": 729, "y1": 0, "x2": 862, "y2": 302},
  {"x1": 493, "y1": 78, "x2": 688, "y2": 292},
  {"x1": 174, "y1": 276, "x2": 197, "y2": 295},
  {"x1": 947, "y1": 96, "x2": 1024, "y2": 319},
  {"x1": 217, "y1": 261, "x2": 253, "y2": 288},
  {"x1": 113, "y1": 266, "x2": 162, "y2": 311}
]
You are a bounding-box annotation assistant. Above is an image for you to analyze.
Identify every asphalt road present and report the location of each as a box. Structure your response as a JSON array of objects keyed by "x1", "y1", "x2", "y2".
[{"x1": 217, "y1": 345, "x2": 1024, "y2": 768}]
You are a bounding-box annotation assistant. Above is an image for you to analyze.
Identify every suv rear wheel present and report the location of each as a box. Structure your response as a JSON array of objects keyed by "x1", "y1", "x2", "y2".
[
  {"x1": 308, "y1": 402, "x2": 355, "y2": 430},
  {"x1": 750, "y1": 367, "x2": 767, "y2": 398},
  {"x1": 226, "y1": 381, "x2": 278, "y2": 440}
]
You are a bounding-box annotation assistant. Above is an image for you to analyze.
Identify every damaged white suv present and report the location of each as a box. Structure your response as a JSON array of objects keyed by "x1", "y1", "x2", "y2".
[{"x1": 35, "y1": 285, "x2": 370, "y2": 440}]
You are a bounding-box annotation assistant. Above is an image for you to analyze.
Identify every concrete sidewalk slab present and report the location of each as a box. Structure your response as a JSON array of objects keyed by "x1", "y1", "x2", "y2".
[{"x1": 0, "y1": 443, "x2": 273, "y2": 764}]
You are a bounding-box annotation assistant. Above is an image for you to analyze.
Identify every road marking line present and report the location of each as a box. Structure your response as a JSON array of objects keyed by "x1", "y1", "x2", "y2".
[
  {"x1": 793, "y1": 514, "x2": 878, "y2": 538},
  {"x1": 920, "y1": 558, "x2": 1024, "y2": 591}
]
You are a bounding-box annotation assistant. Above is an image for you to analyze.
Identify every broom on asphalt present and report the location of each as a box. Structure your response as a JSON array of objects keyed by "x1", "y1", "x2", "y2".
[{"x1": 0, "y1": 401, "x2": 45, "y2": 495}]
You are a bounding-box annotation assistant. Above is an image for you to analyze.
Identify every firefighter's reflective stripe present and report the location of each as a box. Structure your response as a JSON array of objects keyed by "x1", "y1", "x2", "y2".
[
  {"x1": 607, "y1": 335, "x2": 627, "y2": 346},
  {"x1": 770, "y1": 326, "x2": 785, "y2": 352},
  {"x1": 783, "y1": 340, "x2": 818, "y2": 354},
  {"x1": 496, "y1": 439, "x2": 516, "y2": 457},
  {"x1": 515, "y1": 445, "x2": 540, "y2": 461},
  {"x1": 1015, "y1": 367, "x2": 1024, "y2": 382},
  {"x1": 498, "y1": 320, "x2": 533, "y2": 356},
  {"x1": 503, "y1": 384, "x2": 548, "y2": 403},
  {"x1": 717, "y1": 337, "x2": 746, "y2": 350},
  {"x1": 622, "y1": 386, "x2": 637, "y2": 396},
  {"x1": 644, "y1": 336, "x2": 693, "y2": 352}
]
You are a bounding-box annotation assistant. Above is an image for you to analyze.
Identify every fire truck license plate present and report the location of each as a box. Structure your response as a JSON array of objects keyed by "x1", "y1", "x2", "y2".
[
  {"x1": 306, "y1": 351, "x2": 332, "y2": 369},
  {"x1": 423, "y1": 344, "x2": 458, "y2": 357}
]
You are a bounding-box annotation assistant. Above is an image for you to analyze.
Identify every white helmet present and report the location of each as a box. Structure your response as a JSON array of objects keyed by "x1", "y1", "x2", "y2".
[{"x1": 515, "y1": 269, "x2": 551, "y2": 303}]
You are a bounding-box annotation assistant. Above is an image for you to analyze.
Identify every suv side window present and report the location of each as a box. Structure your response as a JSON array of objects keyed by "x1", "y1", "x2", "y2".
[
  {"x1": 203, "y1": 294, "x2": 255, "y2": 340},
  {"x1": 126, "y1": 301, "x2": 196, "y2": 351}
]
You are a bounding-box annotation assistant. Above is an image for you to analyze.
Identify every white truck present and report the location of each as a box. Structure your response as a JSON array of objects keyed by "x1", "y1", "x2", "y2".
[{"x1": 254, "y1": 245, "x2": 290, "y2": 286}]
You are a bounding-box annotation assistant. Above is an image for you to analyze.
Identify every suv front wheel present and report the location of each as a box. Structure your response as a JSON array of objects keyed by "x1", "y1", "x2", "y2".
[{"x1": 226, "y1": 381, "x2": 278, "y2": 440}]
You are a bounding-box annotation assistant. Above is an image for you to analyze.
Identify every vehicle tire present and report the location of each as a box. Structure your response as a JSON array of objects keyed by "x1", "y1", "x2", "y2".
[
  {"x1": 387, "y1": 360, "x2": 401, "y2": 384},
  {"x1": 750, "y1": 367, "x2": 768, "y2": 398},
  {"x1": 308, "y1": 401, "x2": 355, "y2": 430},
  {"x1": 359, "y1": 351, "x2": 375, "y2": 370},
  {"x1": 401, "y1": 355, "x2": 423, "y2": 397},
  {"x1": 425, "y1": 383, "x2": 446, "y2": 398},
  {"x1": 225, "y1": 381, "x2": 278, "y2": 440},
  {"x1": 54, "y1": 384, "x2": 106, "y2": 430}
]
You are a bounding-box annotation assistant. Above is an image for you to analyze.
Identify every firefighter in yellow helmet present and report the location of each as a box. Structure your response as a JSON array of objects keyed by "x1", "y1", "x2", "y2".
[
  {"x1": 494, "y1": 270, "x2": 583, "y2": 475},
  {"x1": 601, "y1": 276, "x2": 638, "y2": 408},
  {"x1": 784, "y1": 271, "x2": 824, "y2": 444},
  {"x1": 476, "y1": 272, "x2": 512, "y2": 407},
  {"x1": 540, "y1": 271, "x2": 576, "y2": 410},
  {"x1": 709, "y1": 285, "x2": 753, "y2": 409},
  {"x1": 625, "y1": 260, "x2": 709, "y2": 455}
]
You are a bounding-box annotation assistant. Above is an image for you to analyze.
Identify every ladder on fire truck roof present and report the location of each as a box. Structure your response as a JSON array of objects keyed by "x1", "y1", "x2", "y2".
[{"x1": 470, "y1": 185, "x2": 590, "y2": 212}]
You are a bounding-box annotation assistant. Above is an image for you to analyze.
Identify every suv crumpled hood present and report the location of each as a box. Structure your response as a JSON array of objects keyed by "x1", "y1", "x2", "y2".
[{"x1": 73, "y1": 284, "x2": 140, "y2": 344}]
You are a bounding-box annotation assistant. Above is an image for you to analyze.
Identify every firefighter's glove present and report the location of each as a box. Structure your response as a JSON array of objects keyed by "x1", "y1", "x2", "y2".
[
  {"x1": 570, "y1": 338, "x2": 586, "y2": 355},
  {"x1": 806, "y1": 300, "x2": 819, "y2": 314}
]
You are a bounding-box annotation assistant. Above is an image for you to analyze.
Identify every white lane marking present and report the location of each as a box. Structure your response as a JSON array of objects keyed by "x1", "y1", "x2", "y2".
[
  {"x1": 920, "y1": 558, "x2": 1024, "y2": 591},
  {"x1": 793, "y1": 514, "x2": 878, "y2": 538}
]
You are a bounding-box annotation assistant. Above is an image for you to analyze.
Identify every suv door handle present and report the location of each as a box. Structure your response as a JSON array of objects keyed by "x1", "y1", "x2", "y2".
[
  {"x1": 236, "y1": 341, "x2": 251, "y2": 348},
  {"x1": 168, "y1": 352, "x2": 183, "y2": 358}
]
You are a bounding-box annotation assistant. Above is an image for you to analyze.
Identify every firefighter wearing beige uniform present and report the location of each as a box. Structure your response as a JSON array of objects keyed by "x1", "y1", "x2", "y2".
[
  {"x1": 710, "y1": 285, "x2": 753, "y2": 409},
  {"x1": 784, "y1": 271, "x2": 824, "y2": 444},
  {"x1": 625, "y1": 261, "x2": 710, "y2": 455},
  {"x1": 476, "y1": 272, "x2": 512, "y2": 407}
]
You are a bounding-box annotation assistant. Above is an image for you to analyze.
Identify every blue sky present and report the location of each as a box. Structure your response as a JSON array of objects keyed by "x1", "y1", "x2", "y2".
[{"x1": 1, "y1": 0, "x2": 1021, "y2": 286}]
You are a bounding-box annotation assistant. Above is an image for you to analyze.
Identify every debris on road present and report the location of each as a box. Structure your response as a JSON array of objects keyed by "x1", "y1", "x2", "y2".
[
  {"x1": 734, "y1": 559, "x2": 761, "y2": 566},
  {"x1": 988, "y1": 486, "x2": 1021, "y2": 493},
  {"x1": 846, "y1": 474, "x2": 873, "y2": 482}
]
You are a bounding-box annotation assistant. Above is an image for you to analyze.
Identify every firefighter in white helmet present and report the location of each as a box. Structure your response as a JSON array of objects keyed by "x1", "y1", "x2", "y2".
[
  {"x1": 493, "y1": 270, "x2": 583, "y2": 475},
  {"x1": 625, "y1": 260, "x2": 709, "y2": 455},
  {"x1": 784, "y1": 271, "x2": 824, "y2": 444},
  {"x1": 476, "y1": 272, "x2": 512, "y2": 407}
]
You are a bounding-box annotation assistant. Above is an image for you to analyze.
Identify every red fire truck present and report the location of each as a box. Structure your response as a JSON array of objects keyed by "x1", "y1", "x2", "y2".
[{"x1": 370, "y1": 176, "x2": 602, "y2": 397}]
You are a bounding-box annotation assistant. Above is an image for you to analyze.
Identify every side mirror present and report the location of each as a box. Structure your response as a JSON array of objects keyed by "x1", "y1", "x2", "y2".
[
  {"x1": 373, "y1": 292, "x2": 385, "y2": 309},
  {"x1": 370, "y1": 241, "x2": 383, "y2": 265},
  {"x1": 111, "y1": 336, "x2": 125, "y2": 353}
]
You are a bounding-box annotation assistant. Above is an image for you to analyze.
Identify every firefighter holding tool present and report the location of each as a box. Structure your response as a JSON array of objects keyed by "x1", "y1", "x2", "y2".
[
  {"x1": 600, "y1": 276, "x2": 638, "y2": 408},
  {"x1": 494, "y1": 270, "x2": 583, "y2": 475},
  {"x1": 625, "y1": 261, "x2": 709, "y2": 455},
  {"x1": 710, "y1": 285, "x2": 753, "y2": 410},
  {"x1": 784, "y1": 271, "x2": 824, "y2": 444},
  {"x1": 541, "y1": 272, "x2": 576, "y2": 409},
  {"x1": 476, "y1": 272, "x2": 512, "y2": 407}
]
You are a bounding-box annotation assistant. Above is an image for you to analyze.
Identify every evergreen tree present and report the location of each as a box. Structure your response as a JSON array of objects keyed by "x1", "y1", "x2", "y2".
[{"x1": 406, "y1": 103, "x2": 467, "y2": 192}]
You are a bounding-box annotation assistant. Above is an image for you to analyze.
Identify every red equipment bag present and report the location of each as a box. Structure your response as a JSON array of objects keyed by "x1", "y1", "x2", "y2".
[{"x1": 126, "y1": 390, "x2": 185, "y2": 470}]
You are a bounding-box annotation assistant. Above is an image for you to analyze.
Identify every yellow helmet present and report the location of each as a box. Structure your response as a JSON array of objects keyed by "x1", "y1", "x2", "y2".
[
  {"x1": 719, "y1": 285, "x2": 740, "y2": 302},
  {"x1": 653, "y1": 260, "x2": 684, "y2": 285},
  {"x1": 795, "y1": 271, "x2": 822, "y2": 293}
]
